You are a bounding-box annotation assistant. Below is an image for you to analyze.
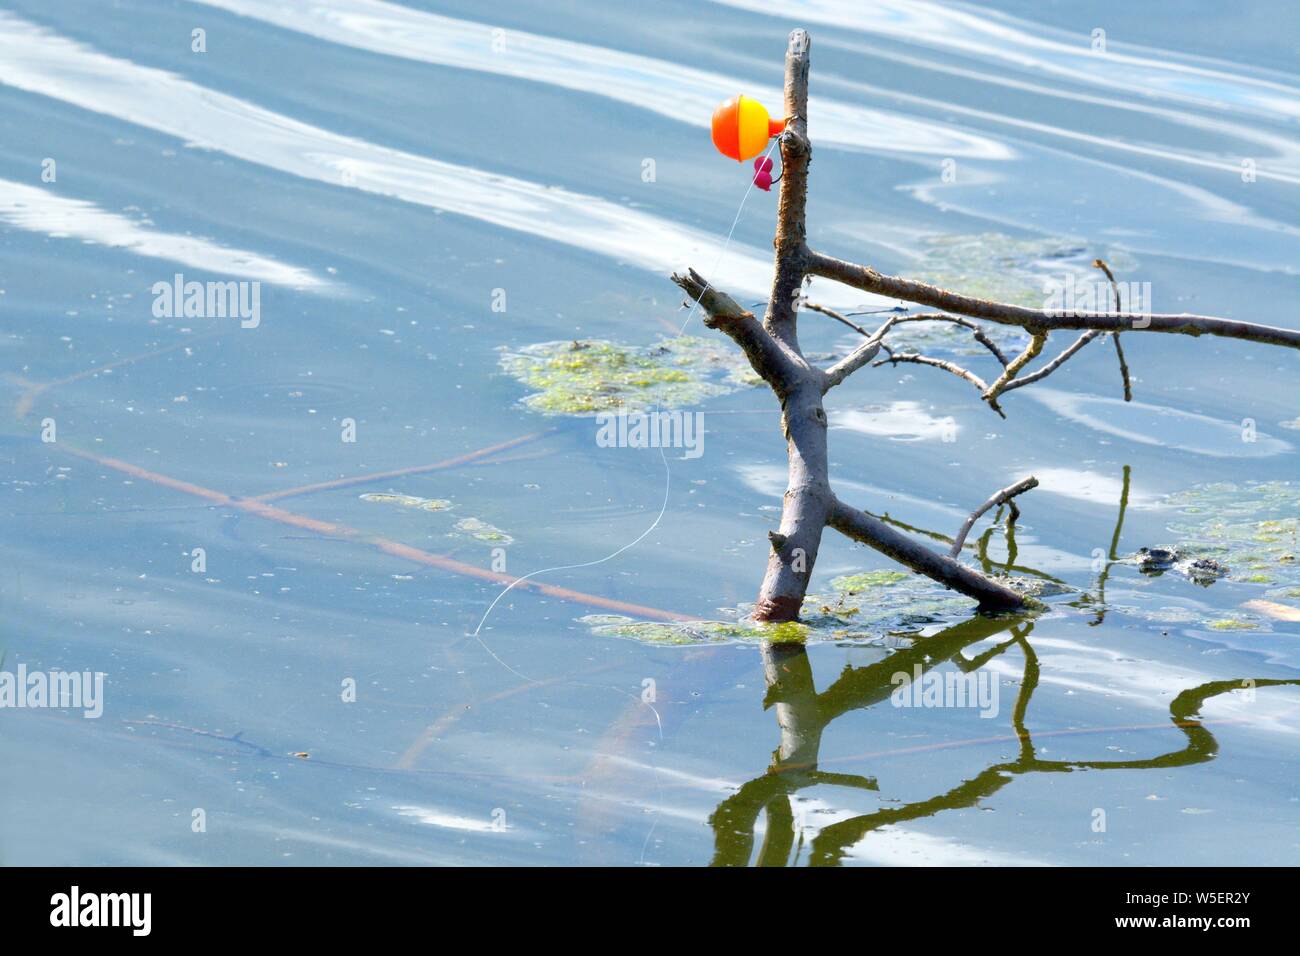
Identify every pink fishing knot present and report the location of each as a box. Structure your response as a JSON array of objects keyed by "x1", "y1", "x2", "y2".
[{"x1": 752, "y1": 155, "x2": 774, "y2": 191}]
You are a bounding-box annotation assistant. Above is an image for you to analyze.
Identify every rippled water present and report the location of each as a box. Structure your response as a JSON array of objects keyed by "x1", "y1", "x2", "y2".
[{"x1": 1, "y1": 0, "x2": 1297, "y2": 865}]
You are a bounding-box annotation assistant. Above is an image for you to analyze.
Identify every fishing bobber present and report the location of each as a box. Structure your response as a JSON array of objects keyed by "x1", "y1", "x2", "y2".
[
  {"x1": 753, "y1": 156, "x2": 774, "y2": 191},
  {"x1": 710, "y1": 95, "x2": 787, "y2": 162}
]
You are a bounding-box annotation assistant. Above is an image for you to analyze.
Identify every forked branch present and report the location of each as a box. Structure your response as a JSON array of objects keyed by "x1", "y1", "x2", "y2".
[{"x1": 668, "y1": 28, "x2": 1297, "y2": 625}]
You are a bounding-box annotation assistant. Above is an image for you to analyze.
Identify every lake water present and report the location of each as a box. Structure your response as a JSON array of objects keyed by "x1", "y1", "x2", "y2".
[{"x1": 1, "y1": 0, "x2": 1297, "y2": 865}]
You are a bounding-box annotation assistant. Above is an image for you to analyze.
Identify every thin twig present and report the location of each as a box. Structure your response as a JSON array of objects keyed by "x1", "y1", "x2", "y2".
[
  {"x1": 891, "y1": 315, "x2": 1011, "y2": 366},
  {"x1": 1112, "y1": 334, "x2": 1133, "y2": 401},
  {"x1": 949, "y1": 476, "x2": 1039, "y2": 558},
  {"x1": 802, "y1": 301, "x2": 875, "y2": 337},
  {"x1": 1001, "y1": 330, "x2": 1102, "y2": 392},
  {"x1": 874, "y1": 346, "x2": 991, "y2": 397},
  {"x1": 823, "y1": 315, "x2": 901, "y2": 389},
  {"x1": 805, "y1": 303, "x2": 1010, "y2": 365},
  {"x1": 1094, "y1": 258, "x2": 1134, "y2": 401},
  {"x1": 982, "y1": 332, "x2": 1046, "y2": 415}
]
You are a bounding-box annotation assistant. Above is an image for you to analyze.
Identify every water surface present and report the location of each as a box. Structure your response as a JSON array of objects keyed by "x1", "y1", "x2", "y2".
[{"x1": 1, "y1": 0, "x2": 1297, "y2": 865}]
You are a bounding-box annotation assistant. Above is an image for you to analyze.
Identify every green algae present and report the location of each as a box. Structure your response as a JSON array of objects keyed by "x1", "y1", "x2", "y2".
[
  {"x1": 578, "y1": 614, "x2": 807, "y2": 646},
  {"x1": 1164, "y1": 482, "x2": 1299, "y2": 591},
  {"x1": 579, "y1": 565, "x2": 984, "y2": 647},
  {"x1": 916, "y1": 233, "x2": 1137, "y2": 308},
  {"x1": 1078, "y1": 481, "x2": 1300, "y2": 633},
  {"x1": 359, "y1": 492, "x2": 452, "y2": 512},
  {"x1": 358, "y1": 493, "x2": 512, "y2": 545},
  {"x1": 498, "y1": 336, "x2": 757, "y2": 415},
  {"x1": 1207, "y1": 618, "x2": 1260, "y2": 632},
  {"x1": 452, "y1": 517, "x2": 514, "y2": 545},
  {"x1": 830, "y1": 570, "x2": 910, "y2": 592}
]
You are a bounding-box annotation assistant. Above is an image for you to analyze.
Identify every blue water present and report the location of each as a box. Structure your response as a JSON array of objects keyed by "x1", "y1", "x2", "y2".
[{"x1": 0, "y1": 0, "x2": 1297, "y2": 865}]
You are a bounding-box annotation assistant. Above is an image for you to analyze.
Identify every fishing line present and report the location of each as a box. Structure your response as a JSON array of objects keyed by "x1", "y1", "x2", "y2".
[{"x1": 471, "y1": 137, "x2": 781, "y2": 650}]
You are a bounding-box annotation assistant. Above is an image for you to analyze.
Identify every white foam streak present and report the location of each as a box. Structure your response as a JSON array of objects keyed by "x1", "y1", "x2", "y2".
[
  {"x1": 189, "y1": 0, "x2": 1011, "y2": 161},
  {"x1": 711, "y1": 0, "x2": 1300, "y2": 122},
  {"x1": 0, "y1": 13, "x2": 781, "y2": 299},
  {"x1": 0, "y1": 178, "x2": 332, "y2": 288}
]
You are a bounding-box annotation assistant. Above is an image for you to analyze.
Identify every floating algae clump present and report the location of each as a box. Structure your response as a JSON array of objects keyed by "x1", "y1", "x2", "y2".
[
  {"x1": 830, "y1": 570, "x2": 910, "y2": 591},
  {"x1": 578, "y1": 566, "x2": 987, "y2": 646},
  {"x1": 1164, "y1": 482, "x2": 1299, "y2": 589},
  {"x1": 578, "y1": 615, "x2": 806, "y2": 646},
  {"x1": 1138, "y1": 481, "x2": 1300, "y2": 631},
  {"x1": 499, "y1": 336, "x2": 759, "y2": 415},
  {"x1": 803, "y1": 569, "x2": 977, "y2": 634},
  {"x1": 359, "y1": 493, "x2": 452, "y2": 512},
  {"x1": 452, "y1": 517, "x2": 514, "y2": 545},
  {"x1": 1207, "y1": 618, "x2": 1260, "y2": 632}
]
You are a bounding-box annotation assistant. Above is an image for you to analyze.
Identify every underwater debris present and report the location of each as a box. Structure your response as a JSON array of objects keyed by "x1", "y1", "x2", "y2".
[{"x1": 1132, "y1": 547, "x2": 1229, "y2": 586}]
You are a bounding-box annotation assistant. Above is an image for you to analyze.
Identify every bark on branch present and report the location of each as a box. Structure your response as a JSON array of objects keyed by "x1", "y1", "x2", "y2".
[
  {"x1": 823, "y1": 316, "x2": 898, "y2": 390},
  {"x1": 804, "y1": 250, "x2": 1300, "y2": 349},
  {"x1": 671, "y1": 268, "x2": 804, "y2": 392},
  {"x1": 827, "y1": 499, "x2": 1026, "y2": 611}
]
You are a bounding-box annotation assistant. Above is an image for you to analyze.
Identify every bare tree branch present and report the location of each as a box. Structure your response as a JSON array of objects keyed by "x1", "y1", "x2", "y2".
[
  {"x1": 805, "y1": 249, "x2": 1300, "y2": 349},
  {"x1": 1001, "y1": 330, "x2": 1101, "y2": 392},
  {"x1": 805, "y1": 303, "x2": 1011, "y2": 366},
  {"x1": 874, "y1": 346, "x2": 992, "y2": 399},
  {"x1": 949, "y1": 476, "x2": 1039, "y2": 558},
  {"x1": 827, "y1": 498, "x2": 1026, "y2": 611},
  {"x1": 801, "y1": 301, "x2": 878, "y2": 337},
  {"x1": 982, "y1": 332, "x2": 1045, "y2": 414},
  {"x1": 1094, "y1": 258, "x2": 1134, "y2": 400},
  {"x1": 671, "y1": 268, "x2": 804, "y2": 393},
  {"x1": 892, "y1": 314, "x2": 1011, "y2": 365},
  {"x1": 667, "y1": 28, "x2": 1297, "y2": 626},
  {"x1": 764, "y1": 29, "x2": 812, "y2": 354},
  {"x1": 823, "y1": 316, "x2": 899, "y2": 390}
]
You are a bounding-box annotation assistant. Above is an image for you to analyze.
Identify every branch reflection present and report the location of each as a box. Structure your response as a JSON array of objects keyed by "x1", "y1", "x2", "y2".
[{"x1": 711, "y1": 466, "x2": 1297, "y2": 865}]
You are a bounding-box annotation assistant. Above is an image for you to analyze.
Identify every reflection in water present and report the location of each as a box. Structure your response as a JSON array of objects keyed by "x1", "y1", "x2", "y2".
[{"x1": 711, "y1": 465, "x2": 1300, "y2": 865}]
